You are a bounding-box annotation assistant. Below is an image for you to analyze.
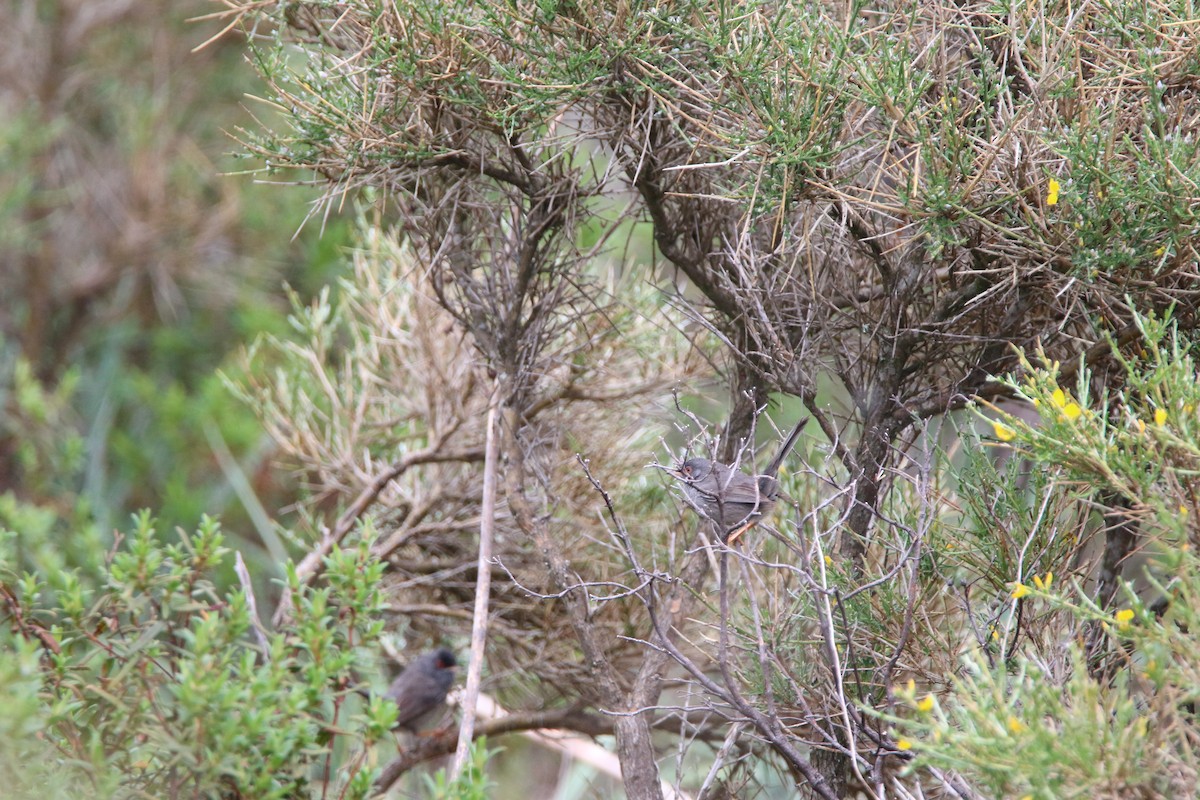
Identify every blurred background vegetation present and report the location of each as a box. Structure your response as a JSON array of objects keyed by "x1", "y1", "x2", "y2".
[{"x1": 0, "y1": 0, "x2": 350, "y2": 582}]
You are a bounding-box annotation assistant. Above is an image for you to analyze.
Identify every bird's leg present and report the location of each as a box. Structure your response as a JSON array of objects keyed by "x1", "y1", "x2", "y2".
[{"x1": 724, "y1": 521, "x2": 756, "y2": 547}]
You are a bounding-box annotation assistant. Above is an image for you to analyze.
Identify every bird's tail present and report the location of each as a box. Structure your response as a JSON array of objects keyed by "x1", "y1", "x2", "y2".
[{"x1": 763, "y1": 416, "x2": 808, "y2": 478}]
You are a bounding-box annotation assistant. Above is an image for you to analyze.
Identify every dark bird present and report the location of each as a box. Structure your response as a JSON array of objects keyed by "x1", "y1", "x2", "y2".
[
  {"x1": 384, "y1": 647, "x2": 458, "y2": 732},
  {"x1": 672, "y1": 418, "x2": 807, "y2": 545}
]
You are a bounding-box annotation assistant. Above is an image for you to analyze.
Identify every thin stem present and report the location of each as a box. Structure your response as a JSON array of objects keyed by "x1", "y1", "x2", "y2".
[{"x1": 450, "y1": 383, "x2": 502, "y2": 778}]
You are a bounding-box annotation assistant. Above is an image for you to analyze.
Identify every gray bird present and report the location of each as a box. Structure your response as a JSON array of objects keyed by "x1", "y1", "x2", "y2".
[
  {"x1": 672, "y1": 418, "x2": 807, "y2": 544},
  {"x1": 384, "y1": 647, "x2": 458, "y2": 732}
]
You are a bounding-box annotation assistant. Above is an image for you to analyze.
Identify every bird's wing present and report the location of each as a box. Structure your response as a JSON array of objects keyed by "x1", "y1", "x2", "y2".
[
  {"x1": 388, "y1": 656, "x2": 446, "y2": 728},
  {"x1": 720, "y1": 474, "x2": 779, "y2": 507}
]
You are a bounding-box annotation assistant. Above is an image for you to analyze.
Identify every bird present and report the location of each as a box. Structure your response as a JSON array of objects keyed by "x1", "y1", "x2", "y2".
[
  {"x1": 383, "y1": 647, "x2": 458, "y2": 733},
  {"x1": 672, "y1": 417, "x2": 808, "y2": 545}
]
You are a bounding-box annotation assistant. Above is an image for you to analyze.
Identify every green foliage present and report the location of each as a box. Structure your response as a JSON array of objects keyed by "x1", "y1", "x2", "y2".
[
  {"x1": 0, "y1": 637, "x2": 87, "y2": 800},
  {"x1": 3, "y1": 356, "x2": 84, "y2": 498},
  {"x1": 891, "y1": 650, "x2": 1158, "y2": 799},
  {"x1": 0, "y1": 356, "x2": 108, "y2": 578},
  {"x1": 0, "y1": 511, "x2": 389, "y2": 800},
  {"x1": 883, "y1": 313, "x2": 1200, "y2": 797},
  {"x1": 988, "y1": 313, "x2": 1200, "y2": 504},
  {"x1": 929, "y1": 419, "x2": 1086, "y2": 598},
  {"x1": 420, "y1": 739, "x2": 499, "y2": 800}
]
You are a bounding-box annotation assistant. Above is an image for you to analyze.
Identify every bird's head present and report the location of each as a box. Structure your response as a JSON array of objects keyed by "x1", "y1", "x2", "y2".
[
  {"x1": 675, "y1": 458, "x2": 712, "y2": 482},
  {"x1": 433, "y1": 648, "x2": 458, "y2": 670}
]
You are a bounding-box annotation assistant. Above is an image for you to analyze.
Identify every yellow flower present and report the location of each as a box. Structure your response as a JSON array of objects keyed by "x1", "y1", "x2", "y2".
[
  {"x1": 1032, "y1": 572, "x2": 1053, "y2": 591},
  {"x1": 1116, "y1": 608, "x2": 1135, "y2": 627},
  {"x1": 993, "y1": 421, "x2": 1017, "y2": 442},
  {"x1": 1137, "y1": 419, "x2": 1146, "y2": 434},
  {"x1": 1012, "y1": 583, "x2": 1031, "y2": 599},
  {"x1": 1049, "y1": 387, "x2": 1084, "y2": 419},
  {"x1": 1007, "y1": 715, "x2": 1026, "y2": 734},
  {"x1": 897, "y1": 738, "x2": 913, "y2": 751},
  {"x1": 1154, "y1": 246, "x2": 1165, "y2": 256},
  {"x1": 917, "y1": 695, "x2": 935, "y2": 712},
  {"x1": 1155, "y1": 408, "x2": 1168, "y2": 426},
  {"x1": 1047, "y1": 178, "x2": 1060, "y2": 206},
  {"x1": 1181, "y1": 505, "x2": 1189, "y2": 517}
]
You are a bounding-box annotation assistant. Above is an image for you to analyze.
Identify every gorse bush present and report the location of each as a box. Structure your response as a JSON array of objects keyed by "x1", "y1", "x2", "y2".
[{"x1": 884, "y1": 314, "x2": 1200, "y2": 799}]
